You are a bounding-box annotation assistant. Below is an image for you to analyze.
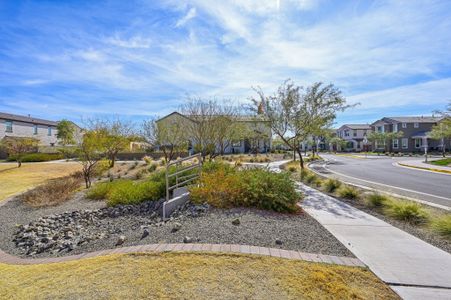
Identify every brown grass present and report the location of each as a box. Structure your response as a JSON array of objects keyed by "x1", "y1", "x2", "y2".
[
  {"x1": 0, "y1": 252, "x2": 398, "y2": 299},
  {"x1": 0, "y1": 162, "x2": 81, "y2": 202},
  {"x1": 20, "y1": 172, "x2": 83, "y2": 207}
]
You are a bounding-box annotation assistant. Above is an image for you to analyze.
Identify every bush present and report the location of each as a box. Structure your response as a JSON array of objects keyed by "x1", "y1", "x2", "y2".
[
  {"x1": 384, "y1": 201, "x2": 429, "y2": 224},
  {"x1": 86, "y1": 181, "x2": 111, "y2": 200},
  {"x1": 93, "y1": 160, "x2": 110, "y2": 177},
  {"x1": 143, "y1": 156, "x2": 153, "y2": 165},
  {"x1": 366, "y1": 193, "x2": 388, "y2": 207},
  {"x1": 337, "y1": 186, "x2": 359, "y2": 199},
  {"x1": 304, "y1": 173, "x2": 318, "y2": 184},
  {"x1": 106, "y1": 180, "x2": 164, "y2": 206},
  {"x1": 148, "y1": 163, "x2": 157, "y2": 172},
  {"x1": 21, "y1": 172, "x2": 83, "y2": 207},
  {"x1": 190, "y1": 167, "x2": 301, "y2": 213},
  {"x1": 7, "y1": 152, "x2": 64, "y2": 162},
  {"x1": 431, "y1": 215, "x2": 451, "y2": 237},
  {"x1": 322, "y1": 179, "x2": 341, "y2": 193}
]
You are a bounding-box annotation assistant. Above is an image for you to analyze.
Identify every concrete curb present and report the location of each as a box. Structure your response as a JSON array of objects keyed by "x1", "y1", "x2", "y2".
[
  {"x1": 395, "y1": 162, "x2": 451, "y2": 175},
  {"x1": 0, "y1": 243, "x2": 364, "y2": 267}
]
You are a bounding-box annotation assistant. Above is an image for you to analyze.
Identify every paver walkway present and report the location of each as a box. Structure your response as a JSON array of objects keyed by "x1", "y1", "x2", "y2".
[
  {"x1": 299, "y1": 183, "x2": 451, "y2": 300},
  {"x1": 0, "y1": 243, "x2": 363, "y2": 267}
]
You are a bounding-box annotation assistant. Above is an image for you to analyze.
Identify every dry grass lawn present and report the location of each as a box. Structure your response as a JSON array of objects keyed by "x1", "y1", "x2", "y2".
[
  {"x1": 0, "y1": 162, "x2": 81, "y2": 201},
  {"x1": 0, "y1": 252, "x2": 398, "y2": 299}
]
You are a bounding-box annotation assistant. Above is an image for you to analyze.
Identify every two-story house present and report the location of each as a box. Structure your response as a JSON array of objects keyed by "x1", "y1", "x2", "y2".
[
  {"x1": 0, "y1": 112, "x2": 59, "y2": 146},
  {"x1": 336, "y1": 124, "x2": 371, "y2": 152},
  {"x1": 370, "y1": 116, "x2": 443, "y2": 153},
  {"x1": 156, "y1": 112, "x2": 272, "y2": 154}
]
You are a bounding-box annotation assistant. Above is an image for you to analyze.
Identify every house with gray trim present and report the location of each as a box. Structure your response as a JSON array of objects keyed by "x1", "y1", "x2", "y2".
[
  {"x1": 370, "y1": 116, "x2": 443, "y2": 153},
  {"x1": 336, "y1": 124, "x2": 371, "y2": 152}
]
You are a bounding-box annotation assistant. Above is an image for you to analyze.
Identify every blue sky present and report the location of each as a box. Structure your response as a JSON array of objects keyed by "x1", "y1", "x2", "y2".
[{"x1": 1, "y1": 0, "x2": 450, "y2": 127}]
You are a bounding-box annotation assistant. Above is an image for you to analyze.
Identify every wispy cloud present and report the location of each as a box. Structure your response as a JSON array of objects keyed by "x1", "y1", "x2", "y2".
[{"x1": 0, "y1": 0, "x2": 450, "y2": 125}]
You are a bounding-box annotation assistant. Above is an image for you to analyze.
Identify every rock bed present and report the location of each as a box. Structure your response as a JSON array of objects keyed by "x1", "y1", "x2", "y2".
[{"x1": 1, "y1": 195, "x2": 354, "y2": 259}]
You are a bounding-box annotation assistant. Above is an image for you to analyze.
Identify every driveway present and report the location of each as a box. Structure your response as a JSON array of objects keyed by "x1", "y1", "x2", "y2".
[{"x1": 310, "y1": 154, "x2": 451, "y2": 209}]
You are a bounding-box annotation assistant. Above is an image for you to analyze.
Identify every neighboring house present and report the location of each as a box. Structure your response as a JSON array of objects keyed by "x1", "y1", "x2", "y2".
[
  {"x1": 0, "y1": 112, "x2": 59, "y2": 146},
  {"x1": 336, "y1": 124, "x2": 371, "y2": 152},
  {"x1": 370, "y1": 116, "x2": 443, "y2": 153},
  {"x1": 156, "y1": 112, "x2": 272, "y2": 154}
]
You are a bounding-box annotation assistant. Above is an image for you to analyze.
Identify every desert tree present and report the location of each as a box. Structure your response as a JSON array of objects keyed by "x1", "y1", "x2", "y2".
[
  {"x1": 56, "y1": 120, "x2": 76, "y2": 146},
  {"x1": 141, "y1": 116, "x2": 187, "y2": 163},
  {"x1": 0, "y1": 137, "x2": 38, "y2": 167},
  {"x1": 84, "y1": 118, "x2": 134, "y2": 168},
  {"x1": 250, "y1": 80, "x2": 350, "y2": 169},
  {"x1": 429, "y1": 102, "x2": 451, "y2": 157},
  {"x1": 75, "y1": 130, "x2": 107, "y2": 188}
]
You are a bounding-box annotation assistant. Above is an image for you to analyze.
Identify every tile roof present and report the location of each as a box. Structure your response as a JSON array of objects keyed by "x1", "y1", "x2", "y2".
[{"x1": 384, "y1": 116, "x2": 442, "y2": 123}]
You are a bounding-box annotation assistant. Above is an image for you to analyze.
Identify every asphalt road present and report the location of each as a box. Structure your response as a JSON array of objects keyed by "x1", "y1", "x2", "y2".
[{"x1": 310, "y1": 154, "x2": 451, "y2": 209}]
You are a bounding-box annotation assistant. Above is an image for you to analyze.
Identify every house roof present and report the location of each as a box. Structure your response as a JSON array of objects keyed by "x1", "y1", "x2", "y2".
[
  {"x1": 383, "y1": 116, "x2": 442, "y2": 124},
  {"x1": 0, "y1": 112, "x2": 59, "y2": 126},
  {"x1": 337, "y1": 124, "x2": 371, "y2": 131},
  {"x1": 156, "y1": 111, "x2": 269, "y2": 123}
]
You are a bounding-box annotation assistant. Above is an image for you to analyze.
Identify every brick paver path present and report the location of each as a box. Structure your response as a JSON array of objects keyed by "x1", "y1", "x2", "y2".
[{"x1": 0, "y1": 244, "x2": 364, "y2": 267}]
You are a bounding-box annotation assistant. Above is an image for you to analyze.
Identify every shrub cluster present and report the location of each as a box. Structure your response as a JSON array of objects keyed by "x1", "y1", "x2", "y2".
[
  {"x1": 322, "y1": 179, "x2": 341, "y2": 193},
  {"x1": 20, "y1": 172, "x2": 83, "y2": 207},
  {"x1": 337, "y1": 186, "x2": 359, "y2": 199},
  {"x1": 366, "y1": 193, "x2": 387, "y2": 207},
  {"x1": 7, "y1": 153, "x2": 64, "y2": 162},
  {"x1": 431, "y1": 215, "x2": 451, "y2": 237},
  {"x1": 190, "y1": 164, "x2": 301, "y2": 213},
  {"x1": 384, "y1": 201, "x2": 429, "y2": 224}
]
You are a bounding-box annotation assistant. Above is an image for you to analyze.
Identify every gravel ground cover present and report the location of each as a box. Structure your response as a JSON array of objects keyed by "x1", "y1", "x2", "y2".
[{"x1": 0, "y1": 193, "x2": 353, "y2": 258}]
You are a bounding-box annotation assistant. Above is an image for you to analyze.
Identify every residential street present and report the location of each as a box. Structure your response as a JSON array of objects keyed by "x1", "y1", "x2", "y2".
[{"x1": 310, "y1": 154, "x2": 451, "y2": 209}]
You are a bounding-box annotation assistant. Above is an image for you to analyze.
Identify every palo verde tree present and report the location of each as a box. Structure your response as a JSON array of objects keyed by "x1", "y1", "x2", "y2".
[
  {"x1": 367, "y1": 131, "x2": 404, "y2": 153},
  {"x1": 429, "y1": 103, "x2": 451, "y2": 157},
  {"x1": 76, "y1": 130, "x2": 107, "y2": 188},
  {"x1": 251, "y1": 80, "x2": 350, "y2": 169},
  {"x1": 0, "y1": 137, "x2": 38, "y2": 167},
  {"x1": 141, "y1": 116, "x2": 187, "y2": 163},
  {"x1": 56, "y1": 120, "x2": 76, "y2": 146},
  {"x1": 85, "y1": 118, "x2": 134, "y2": 168}
]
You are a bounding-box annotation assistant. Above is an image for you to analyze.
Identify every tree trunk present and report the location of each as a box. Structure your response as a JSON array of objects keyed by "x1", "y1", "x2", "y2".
[
  {"x1": 296, "y1": 148, "x2": 305, "y2": 169},
  {"x1": 442, "y1": 138, "x2": 446, "y2": 158},
  {"x1": 109, "y1": 153, "x2": 116, "y2": 168},
  {"x1": 17, "y1": 160, "x2": 22, "y2": 168}
]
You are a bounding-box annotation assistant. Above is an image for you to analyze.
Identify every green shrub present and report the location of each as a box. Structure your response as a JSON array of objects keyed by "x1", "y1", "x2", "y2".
[
  {"x1": 106, "y1": 180, "x2": 164, "y2": 206},
  {"x1": 322, "y1": 179, "x2": 341, "y2": 193},
  {"x1": 384, "y1": 201, "x2": 429, "y2": 224},
  {"x1": 86, "y1": 182, "x2": 112, "y2": 200},
  {"x1": 304, "y1": 173, "x2": 318, "y2": 184},
  {"x1": 337, "y1": 186, "x2": 359, "y2": 199},
  {"x1": 288, "y1": 166, "x2": 297, "y2": 172},
  {"x1": 366, "y1": 193, "x2": 388, "y2": 207},
  {"x1": 148, "y1": 163, "x2": 157, "y2": 172},
  {"x1": 7, "y1": 152, "x2": 64, "y2": 162},
  {"x1": 190, "y1": 167, "x2": 301, "y2": 213},
  {"x1": 431, "y1": 215, "x2": 451, "y2": 237}
]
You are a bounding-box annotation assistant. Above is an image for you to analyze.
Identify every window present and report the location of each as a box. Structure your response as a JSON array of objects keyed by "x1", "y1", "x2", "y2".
[
  {"x1": 33, "y1": 124, "x2": 38, "y2": 135},
  {"x1": 393, "y1": 123, "x2": 398, "y2": 132},
  {"x1": 345, "y1": 130, "x2": 349, "y2": 137},
  {"x1": 414, "y1": 122, "x2": 419, "y2": 128},
  {"x1": 377, "y1": 126, "x2": 384, "y2": 133},
  {"x1": 353, "y1": 130, "x2": 357, "y2": 137},
  {"x1": 375, "y1": 140, "x2": 385, "y2": 149},
  {"x1": 415, "y1": 138, "x2": 422, "y2": 148},
  {"x1": 402, "y1": 138, "x2": 408, "y2": 149},
  {"x1": 47, "y1": 126, "x2": 52, "y2": 136},
  {"x1": 232, "y1": 141, "x2": 241, "y2": 147},
  {"x1": 356, "y1": 141, "x2": 361, "y2": 148},
  {"x1": 363, "y1": 130, "x2": 367, "y2": 136},
  {"x1": 402, "y1": 123, "x2": 407, "y2": 128},
  {"x1": 392, "y1": 139, "x2": 399, "y2": 149},
  {"x1": 5, "y1": 120, "x2": 13, "y2": 133}
]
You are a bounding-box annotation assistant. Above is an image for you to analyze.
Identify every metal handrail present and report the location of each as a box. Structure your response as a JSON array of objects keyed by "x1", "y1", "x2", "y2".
[{"x1": 165, "y1": 153, "x2": 202, "y2": 202}]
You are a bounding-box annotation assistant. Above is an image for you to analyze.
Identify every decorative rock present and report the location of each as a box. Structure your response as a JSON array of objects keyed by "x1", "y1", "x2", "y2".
[
  {"x1": 183, "y1": 236, "x2": 192, "y2": 243},
  {"x1": 115, "y1": 235, "x2": 126, "y2": 246},
  {"x1": 232, "y1": 218, "x2": 240, "y2": 226},
  {"x1": 141, "y1": 228, "x2": 150, "y2": 240},
  {"x1": 171, "y1": 222, "x2": 182, "y2": 233},
  {"x1": 275, "y1": 239, "x2": 283, "y2": 245}
]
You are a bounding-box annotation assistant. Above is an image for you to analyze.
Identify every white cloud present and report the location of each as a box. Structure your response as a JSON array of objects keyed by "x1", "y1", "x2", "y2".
[
  {"x1": 107, "y1": 35, "x2": 151, "y2": 49},
  {"x1": 176, "y1": 7, "x2": 197, "y2": 27}
]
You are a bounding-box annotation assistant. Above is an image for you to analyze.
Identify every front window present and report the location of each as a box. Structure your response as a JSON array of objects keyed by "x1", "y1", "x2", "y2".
[
  {"x1": 232, "y1": 141, "x2": 241, "y2": 147},
  {"x1": 414, "y1": 122, "x2": 419, "y2": 128},
  {"x1": 393, "y1": 123, "x2": 398, "y2": 132},
  {"x1": 393, "y1": 139, "x2": 399, "y2": 149},
  {"x1": 5, "y1": 120, "x2": 13, "y2": 132},
  {"x1": 377, "y1": 126, "x2": 384, "y2": 133},
  {"x1": 415, "y1": 138, "x2": 422, "y2": 148},
  {"x1": 345, "y1": 130, "x2": 349, "y2": 137},
  {"x1": 402, "y1": 123, "x2": 407, "y2": 128},
  {"x1": 33, "y1": 124, "x2": 38, "y2": 135},
  {"x1": 402, "y1": 138, "x2": 408, "y2": 149},
  {"x1": 47, "y1": 126, "x2": 52, "y2": 136},
  {"x1": 353, "y1": 130, "x2": 357, "y2": 137}
]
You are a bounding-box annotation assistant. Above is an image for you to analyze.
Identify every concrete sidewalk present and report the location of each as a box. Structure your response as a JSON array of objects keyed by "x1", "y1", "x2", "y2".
[
  {"x1": 396, "y1": 159, "x2": 451, "y2": 174},
  {"x1": 299, "y1": 184, "x2": 451, "y2": 300}
]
